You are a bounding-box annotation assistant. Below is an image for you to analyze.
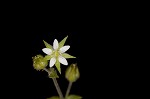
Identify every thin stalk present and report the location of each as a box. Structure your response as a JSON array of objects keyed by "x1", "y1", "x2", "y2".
[
  {"x1": 44, "y1": 68, "x2": 64, "y2": 99},
  {"x1": 65, "y1": 82, "x2": 73, "y2": 98}
]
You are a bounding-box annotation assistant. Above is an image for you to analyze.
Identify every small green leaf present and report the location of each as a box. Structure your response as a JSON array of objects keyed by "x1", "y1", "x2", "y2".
[
  {"x1": 43, "y1": 40, "x2": 53, "y2": 49},
  {"x1": 55, "y1": 60, "x2": 61, "y2": 74},
  {"x1": 49, "y1": 68, "x2": 59, "y2": 78},
  {"x1": 66, "y1": 95, "x2": 82, "y2": 99},
  {"x1": 47, "y1": 96, "x2": 59, "y2": 99},
  {"x1": 59, "y1": 36, "x2": 68, "y2": 48},
  {"x1": 44, "y1": 55, "x2": 52, "y2": 60},
  {"x1": 62, "y1": 53, "x2": 76, "y2": 58}
]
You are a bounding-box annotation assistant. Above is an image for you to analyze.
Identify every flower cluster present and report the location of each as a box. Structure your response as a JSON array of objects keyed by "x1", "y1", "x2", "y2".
[
  {"x1": 42, "y1": 36, "x2": 75, "y2": 73},
  {"x1": 32, "y1": 36, "x2": 81, "y2": 99}
]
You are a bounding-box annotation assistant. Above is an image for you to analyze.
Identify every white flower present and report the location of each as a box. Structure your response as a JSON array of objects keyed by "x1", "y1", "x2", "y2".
[{"x1": 42, "y1": 39, "x2": 70, "y2": 67}]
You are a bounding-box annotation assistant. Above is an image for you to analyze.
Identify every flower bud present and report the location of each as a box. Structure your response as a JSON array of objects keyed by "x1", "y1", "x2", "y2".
[
  {"x1": 65, "y1": 63, "x2": 80, "y2": 82},
  {"x1": 32, "y1": 55, "x2": 48, "y2": 70}
]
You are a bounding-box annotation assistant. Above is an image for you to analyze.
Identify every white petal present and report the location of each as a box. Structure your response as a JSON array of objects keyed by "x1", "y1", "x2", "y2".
[
  {"x1": 59, "y1": 46, "x2": 70, "y2": 53},
  {"x1": 42, "y1": 48, "x2": 52, "y2": 55},
  {"x1": 53, "y1": 39, "x2": 59, "y2": 50},
  {"x1": 58, "y1": 56, "x2": 68, "y2": 65},
  {"x1": 49, "y1": 57, "x2": 56, "y2": 67}
]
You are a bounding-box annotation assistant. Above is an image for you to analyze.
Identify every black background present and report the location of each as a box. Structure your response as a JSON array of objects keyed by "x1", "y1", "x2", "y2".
[
  {"x1": 7, "y1": 29, "x2": 128, "y2": 99},
  {"x1": 29, "y1": 31, "x2": 113, "y2": 99},
  {"x1": 1, "y1": 9, "x2": 132, "y2": 98},
  {"x1": 0, "y1": 2, "x2": 144, "y2": 98}
]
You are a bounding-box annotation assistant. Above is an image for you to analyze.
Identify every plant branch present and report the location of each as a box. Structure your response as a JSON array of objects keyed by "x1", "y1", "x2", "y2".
[
  {"x1": 65, "y1": 82, "x2": 73, "y2": 98},
  {"x1": 44, "y1": 68, "x2": 64, "y2": 99}
]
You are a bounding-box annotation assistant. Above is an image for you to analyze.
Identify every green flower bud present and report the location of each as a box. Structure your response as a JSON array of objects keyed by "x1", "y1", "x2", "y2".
[
  {"x1": 65, "y1": 63, "x2": 80, "y2": 82},
  {"x1": 32, "y1": 55, "x2": 48, "y2": 70}
]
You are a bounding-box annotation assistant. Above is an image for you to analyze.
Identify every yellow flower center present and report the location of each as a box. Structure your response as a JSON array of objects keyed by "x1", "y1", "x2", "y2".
[
  {"x1": 55, "y1": 51, "x2": 59, "y2": 57},
  {"x1": 51, "y1": 50, "x2": 60, "y2": 58}
]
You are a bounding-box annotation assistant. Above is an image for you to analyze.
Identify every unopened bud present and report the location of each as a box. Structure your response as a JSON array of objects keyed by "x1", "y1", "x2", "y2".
[
  {"x1": 65, "y1": 63, "x2": 80, "y2": 82},
  {"x1": 32, "y1": 55, "x2": 48, "y2": 70}
]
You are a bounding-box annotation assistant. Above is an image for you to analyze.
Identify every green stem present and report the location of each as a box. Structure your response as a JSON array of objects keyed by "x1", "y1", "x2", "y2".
[
  {"x1": 44, "y1": 68, "x2": 64, "y2": 99},
  {"x1": 65, "y1": 82, "x2": 73, "y2": 98},
  {"x1": 52, "y1": 78, "x2": 64, "y2": 99}
]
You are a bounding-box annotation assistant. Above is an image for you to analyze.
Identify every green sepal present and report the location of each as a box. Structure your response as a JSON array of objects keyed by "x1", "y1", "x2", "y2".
[
  {"x1": 59, "y1": 36, "x2": 68, "y2": 48},
  {"x1": 48, "y1": 68, "x2": 59, "y2": 78},
  {"x1": 44, "y1": 55, "x2": 52, "y2": 60},
  {"x1": 43, "y1": 40, "x2": 53, "y2": 49},
  {"x1": 55, "y1": 60, "x2": 61, "y2": 74},
  {"x1": 62, "y1": 53, "x2": 76, "y2": 58}
]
